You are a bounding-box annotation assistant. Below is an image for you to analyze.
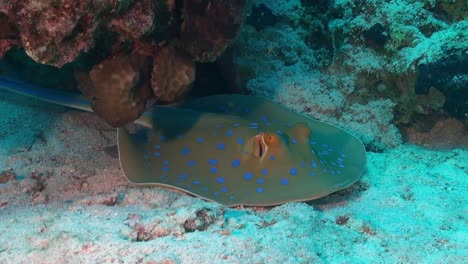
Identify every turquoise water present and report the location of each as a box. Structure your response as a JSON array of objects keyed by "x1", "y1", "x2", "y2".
[{"x1": 0, "y1": 0, "x2": 467, "y2": 263}]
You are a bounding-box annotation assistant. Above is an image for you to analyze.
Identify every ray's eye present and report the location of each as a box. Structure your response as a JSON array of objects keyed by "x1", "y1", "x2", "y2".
[{"x1": 264, "y1": 133, "x2": 278, "y2": 145}]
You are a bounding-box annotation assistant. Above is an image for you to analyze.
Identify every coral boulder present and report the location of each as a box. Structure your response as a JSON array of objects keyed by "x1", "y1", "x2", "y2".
[
  {"x1": 76, "y1": 54, "x2": 152, "y2": 127},
  {"x1": 151, "y1": 46, "x2": 195, "y2": 103}
]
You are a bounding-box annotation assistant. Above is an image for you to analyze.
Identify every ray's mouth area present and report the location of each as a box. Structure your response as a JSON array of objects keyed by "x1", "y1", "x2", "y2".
[{"x1": 254, "y1": 134, "x2": 268, "y2": 159}]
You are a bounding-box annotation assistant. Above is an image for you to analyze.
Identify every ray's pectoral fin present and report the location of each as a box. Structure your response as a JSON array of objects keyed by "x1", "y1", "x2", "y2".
[{"x1": 117, "y1": 126, "x2": 153, "y2": 184}]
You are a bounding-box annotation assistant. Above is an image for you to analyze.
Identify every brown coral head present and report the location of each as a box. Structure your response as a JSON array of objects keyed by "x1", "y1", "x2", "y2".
[
  {"x1": 180, "y1": 0, "x2": 251, "y2": 62},
  {"x1": 151, "y1": 46, "x2": 195, "y2": 103},
  {"x1": 75, "y1": 54, "x2": 152, "y2": 127}
]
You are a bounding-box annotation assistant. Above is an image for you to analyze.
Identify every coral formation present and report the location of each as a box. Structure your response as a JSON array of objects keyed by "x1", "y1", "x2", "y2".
[
  {"x1": 415, "y1": 53, "x2": 467, "y2": 119},
  {"x1": 179, "y1": 0, "x2": 251, "y2": 62},
  {"x1": 229, "y1": 0, "x2": 467, "y2": 150},
  {"x1": 0, "y1": 0, "x2": 251, "y2": 125},
  {"x1": 0, "y1": 13, "x2": 19, "y2": 59},
  {"x1": 0, "y1": 1, "x2": 98, "y2": 67},
  {"x1": 402, "y1": 118, "x2": 468, "y2": 149},
  {"x1": 151, "y1": 46, "x2": 195, "y2": 103},
  {"x1": 75, "y1": 54, "x2": 152, "y2": 127},
  {"x1": 108, "y1": 0, "x2": 156, "y2": 40}
]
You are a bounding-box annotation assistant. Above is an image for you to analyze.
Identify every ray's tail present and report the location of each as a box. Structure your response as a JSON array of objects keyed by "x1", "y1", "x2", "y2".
[{"x1": 0, "y1": 77, "x2": 92, "y2": 112}]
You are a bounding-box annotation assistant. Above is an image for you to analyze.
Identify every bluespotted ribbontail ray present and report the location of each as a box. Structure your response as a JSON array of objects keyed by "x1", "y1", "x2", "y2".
[{"x1": 0, "y1": 77, "x2": 366, "y2": 206}]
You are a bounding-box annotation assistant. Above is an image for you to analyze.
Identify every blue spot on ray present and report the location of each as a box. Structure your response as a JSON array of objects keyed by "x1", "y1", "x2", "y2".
[
  {"x1": 181, "y1": 148, "x2": 190, "y2": 155},
  {"x1": 216, "y1": 177, "x2": 225, "y2": 184},
  {"x1": 154, "y1": 144, "x2": 161, "y2": 149},
  {"x1": 197, "y1": 137, "x2": 204, "y2": 143},
  {"x1": 216, "y1": 143, "x2": 226, "y2": 150},
  {"x1": 281, "y1": 178, "x2": 289, "y2": 185},
  {"x1": 261, "y1": 168, "x2": 268, "y2": 176},
  {"x1": 270, "y1": 155, "x2": 276, "y2": 161},
  {"x1": 221, "y1": 187, "x2": 228, "y2": 193},
  {"x1": 291, "y1": 139, "x2": 297, "y2": 144},
  {"x1": 290, "y1": 168, "x2": 297, "y2": 176},
  {"x1": 244, "y1": 172, "x2": 253, "y2": 180},
  {"x1": 208, "y1": 158, "x2": 218, "y2": 165},
  {"x1": 257, "y1": 178, "x2": 265, "y2": 184},
  {"x1": 210, "y1": 167, "x2": 218, "y2": 173},
  {"x1": 187, "y1": 160, "x2": 196, "y2": 167},
  {"x1": 226, "y1": 130, "x2": 233, "y2": 137},
  {"x1": 154, "y1": 152, "x2": 161, "y2": 157},
  {"x1": 232, "y1": 159, "x2": 240, "y2": 168},
  {"x1": 237, "y1": 138, "x2": 244, "y2": 144},
  {"x1": 193, "y1": 180, "x2": 200, "y2": 185}
]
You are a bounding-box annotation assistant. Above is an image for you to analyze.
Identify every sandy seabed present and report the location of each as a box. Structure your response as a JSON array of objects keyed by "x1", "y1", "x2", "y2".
[{"x1": 0, "y1": 92, "x2": 466, "y2": 264}]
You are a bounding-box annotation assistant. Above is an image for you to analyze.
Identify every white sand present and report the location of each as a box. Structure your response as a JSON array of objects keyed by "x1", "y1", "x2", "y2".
[{"x1": 0, "y1": 91, "x2": 466, "y2": 264}]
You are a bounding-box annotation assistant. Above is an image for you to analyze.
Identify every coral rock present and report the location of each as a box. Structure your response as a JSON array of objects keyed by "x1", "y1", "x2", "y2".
[
  {"x1": 76, "y1": 54, "x2": 152, "y2": 127},
  {"x1": 108, "y1": 0, "x2": 155, "y2": 40},
  {"x1": 180, "y1": 0, "x2": 251, "y2": 62},
  {"x1": 151, "y1": 46, "x2": 195, "y2": 103},
  {"x1": 416, "y1": 53, "x2": 468, "y2": 119},
  {"x1": 403, "y1": 118, "x2": 468, "y2": 149},
  {"x1": 0, "y1": 13, "x2": 19, "y2": 59},
  {"x1": 4, "y1": 1, "x2": 99, "y2": 67}
]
